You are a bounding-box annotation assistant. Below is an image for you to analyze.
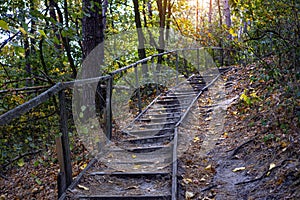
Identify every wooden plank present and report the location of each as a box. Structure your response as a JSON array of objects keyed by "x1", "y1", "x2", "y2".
[
  {"x1": 58, "y1": 90, "x2": 73, "y2": 188},
  {"x1": 106, "y1": 77, "x2": 113, "y2": 140},
  {"x1": 89, "y1": 171, "x2": 170, "y2": 176},
  {"x1": 75, "y1": 195, "x2": 171, "y2": 200},
  {"x1": 172, "y1": 128, "x2": 178, "y2": 200}
]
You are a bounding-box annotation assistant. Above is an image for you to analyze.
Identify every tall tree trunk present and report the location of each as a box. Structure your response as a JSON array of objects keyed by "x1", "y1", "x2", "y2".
[
  {"x1": 208, "y1": 0, "x2": 213, "y2": 30},
  {"x1": 165, "y1": 0, "x2": 172, "y2": 41},
  {"x1": 223, "y1": 0, "x2": 232, "y2": 39},
  {"x1": 55, "y1": 2, "x2": 77, "y2": 78},
  {"x1": 133, "y1": 0, "x2": 148, "y2": 75},
  {"x1": 102, "y1": 0, "x2": 108, "y2": 30},
  {"x1": 196, "y1": 0, "x2": 199, "y2": 33},
  {"x1": 144, "y1": 0, "x2": 158, "y2": 49},
  {"x1": 156, "y1": 0, "x2": 168, "y2": 69},
  {"x1": 81, "y1": 0, "x2": 106, "y2": 126},
  {"x1": 217, "y1": 0, "x2": 224, "y2": 65},
  {"x1": 82, "y1": 0, "x2": 104, "y2": 60},
  {"x1": 217, "y1": 0, "x2": 222, "y2": 28}
]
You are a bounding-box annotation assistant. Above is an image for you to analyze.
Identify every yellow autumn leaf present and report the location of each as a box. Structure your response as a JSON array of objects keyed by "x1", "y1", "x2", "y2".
[
  {"x1": 183, "y1": 178, "x2": 193, "y2": 184},
  {"x1": 132, "y1": 154, "x2": 137, "y2": 159},
  {"x1": 78, "y1": 184, "x2": 89, "y2": 191},
  {"x1": 193, "y1": 136, "x2": 200, "y2": 142},
  {"x1": 205, "y1": 164, "x2": 212, "y2": 170},
  {"x1": 232, "y1": 167, "x2": 246, "y2": 172},
  {"x1": 133, "y1": 164, "x2": 141, "y2": 169},
  {"x1": 269, "y1": 163, "x2": 276, "y2": 171},
  {"x1": 80, "y1": 163, "x2": 87, "y2": 170},
  {"x1": 229, "y1": 28, "x2": 238, "y2": 37},
  {"x1": 223, "y1": 132, "x2": 228, "y2": 138}
]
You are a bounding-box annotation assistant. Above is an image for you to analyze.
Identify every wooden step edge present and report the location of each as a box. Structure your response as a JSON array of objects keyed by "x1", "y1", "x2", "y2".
[
  {"x1": 75, "y1": 194, "x2": 171, "y2": 200},
  {"x1": 122, "y1": 134, "x2": 174, "y2": 142},
  {"x1": 126, "y1": 128, "x2": 174, "y2": 134},
  {"x1": 134, "y1": 121, "x2": 176, "y2": 127},
  {"x1": 128, "y1": 144, "x2": 170, "y2": 151},
  {"x1": 89, "y1": 171, "x2": 170, "y2": 176},
  {"x1": 145, "y1": 111, "x2": 182, "y2": 115}
]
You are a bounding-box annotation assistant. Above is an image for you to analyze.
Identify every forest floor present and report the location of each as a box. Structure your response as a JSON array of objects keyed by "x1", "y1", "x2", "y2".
[
  {"x1": 179, "y1": 59, "x2": 300, "y2": 199},
  {"x1": 1, "y1": 59, "x2": 299, "y2": 199}
]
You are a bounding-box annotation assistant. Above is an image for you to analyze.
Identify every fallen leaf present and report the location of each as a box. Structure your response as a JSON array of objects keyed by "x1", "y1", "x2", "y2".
[
  {"x1": 133, "y1": 164, "x2": 141, "y2": 169},
  {"x1": 78, "y1": 184, "x2": 89, "y2": 191},
  {"x1": 223, "y1": 132, "x2": 228, "y2": 138},
  {"x1": 193, "y1": 136, "x2": 200, "y2": 142},
  {"x1": 205, "y1": 164, "x2": 212, "y2": 170},
  {"x1": 232, "y1": 167, "x2": 246, "y2": 172},
  {"x1": 185, "y1": 191, "x2": 195, "y2": 199},
  {"x1": 80, "y1": 163, "x2": 87, "y2": 170},
  {"x1": 125, "y1": 185, "x2": 139, "y2": 190},
  {"x1": 31, "y1": 187, "x2": 39, "y2": 193},
  {"x1": 269, "y1": 163, "x2": 276, "y2": 171},
  {"x1": 17, "y1": 158, "x2": 25, "y2": 167},
  {"x1": 183, "y1": 178, "x2": 193, "y2": 184},
  {"x1": 132, "y1": 154, "x2": 137, "y2": 159},
  {"x1": 205, "y1": 117, "x2": 212, "y2": 121},
  {"x1": 200, "y1": 177, "x2": 206, "y2": 182}
]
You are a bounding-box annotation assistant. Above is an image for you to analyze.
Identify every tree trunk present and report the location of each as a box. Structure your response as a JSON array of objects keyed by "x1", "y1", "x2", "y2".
[
  {"x1": 196, "y1": 0, "x2": 199, "y2": 33},
  {"x1": 165, "y1": 0, "x2": 172, "y2": 41},
  {"x1": 82, "y1": 0, "x2": 104, "y2": 60},
  {"x1": 208, "y1": 0, "x2": 213, "y2": 29},
  {"x1": 133, "y1": 0, "x2": 148, "y2": 75},
  {"x1": 102, "y1": 0, "x2": 108, "y2": 30},
  {"x1": 217, "y1": 0, "x2": 222, "y2": 28},
  {"x1": 223, "y1": 0, "x2": 232, "y2": 39},
  {"x1": 156, "y1": 0, "x2": 168, "y2": 69},
  {"x1": 81, "y1": 0, "x2": 106, "y2": 128}
]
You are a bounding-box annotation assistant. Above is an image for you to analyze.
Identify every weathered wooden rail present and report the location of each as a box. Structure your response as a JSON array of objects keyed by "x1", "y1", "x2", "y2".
[
  {"x1": 60, "y1": 72, "x2": 223, "y2": 199},
  {"x1": 0, "y1": 47, "x2": 247, "y2": 199}
]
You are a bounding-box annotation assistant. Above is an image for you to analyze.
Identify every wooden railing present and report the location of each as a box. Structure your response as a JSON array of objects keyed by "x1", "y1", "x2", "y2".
[{"x1": 0, "y1": 47, "x2": 247, "y2": 198}]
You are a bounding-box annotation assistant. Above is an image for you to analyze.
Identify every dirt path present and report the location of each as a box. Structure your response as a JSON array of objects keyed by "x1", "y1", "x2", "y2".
[{"x1": 179, "y1": 63, "x2": 300, "y2": 199}]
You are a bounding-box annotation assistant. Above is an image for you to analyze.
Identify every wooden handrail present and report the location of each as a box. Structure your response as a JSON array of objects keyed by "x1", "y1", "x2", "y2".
[{"x1": 0, "y1": 47, "x2": 243, "y2": 198}]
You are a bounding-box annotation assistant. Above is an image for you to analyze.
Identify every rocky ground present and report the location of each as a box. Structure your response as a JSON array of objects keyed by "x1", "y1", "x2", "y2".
[{"x1": 1, "y1": 59, "x2": 299, "y2": 199}]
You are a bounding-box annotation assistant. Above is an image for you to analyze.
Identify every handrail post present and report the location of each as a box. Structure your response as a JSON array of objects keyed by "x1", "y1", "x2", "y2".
[
  {"x1": 175, "y1": 51, "x2": 179, "y2": 85},
  {"x1": 197, "y1": 48, "x2": 200, "y2": 72},
  {"x1": 134, "y1": 65, "x2": 142, "y2": 113},
  {"x1": 57, "y1": 89, "x2": 72, "y2": 197},
  {"x1": 106, "y1": 76, "x2": 113, "y2": 140}
]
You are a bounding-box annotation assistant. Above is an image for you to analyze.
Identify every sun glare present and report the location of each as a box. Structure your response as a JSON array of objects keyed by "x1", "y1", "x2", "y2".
[{"x1": 188, "y1": 0, "x2": 211, "y2": 10}]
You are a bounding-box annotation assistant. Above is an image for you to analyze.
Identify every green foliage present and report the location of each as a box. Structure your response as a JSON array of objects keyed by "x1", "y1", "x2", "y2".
[{"x1": 0, "y1": 0, "x2": 298, "y2": 169}]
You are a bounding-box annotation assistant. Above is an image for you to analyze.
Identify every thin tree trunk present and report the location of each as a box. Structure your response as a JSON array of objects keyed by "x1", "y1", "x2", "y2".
[
  {"x1": 144, "y1": 0, "x2": 158, "y2": 49},
  {"x1": 223, "y1": 0, "x2": 232, "y2": 39},
  {"x1": 102, "y1": 0, "x2": 108, "y2": 30},
  {"x1": 208, "y1": 0, "x2": 213, "y2": 31},
  {"x1": 133, "y1": 0, "x2": 148, "y2": 75},
  {"x1": 53, "y1": 2, "x2": 77, "y2": 78},
  {"x1": 196, "y1": 0, "x2": 199, "y2": 32},
  {"x1": 156, "y1": 0, "x2": 167, "y2": 68},
  {"x1": 217, "y1": 0, "x2": 222, "y2": 28},
  {"x1": 165, "y1": 0, "x2": 172, "y2": 41}
]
